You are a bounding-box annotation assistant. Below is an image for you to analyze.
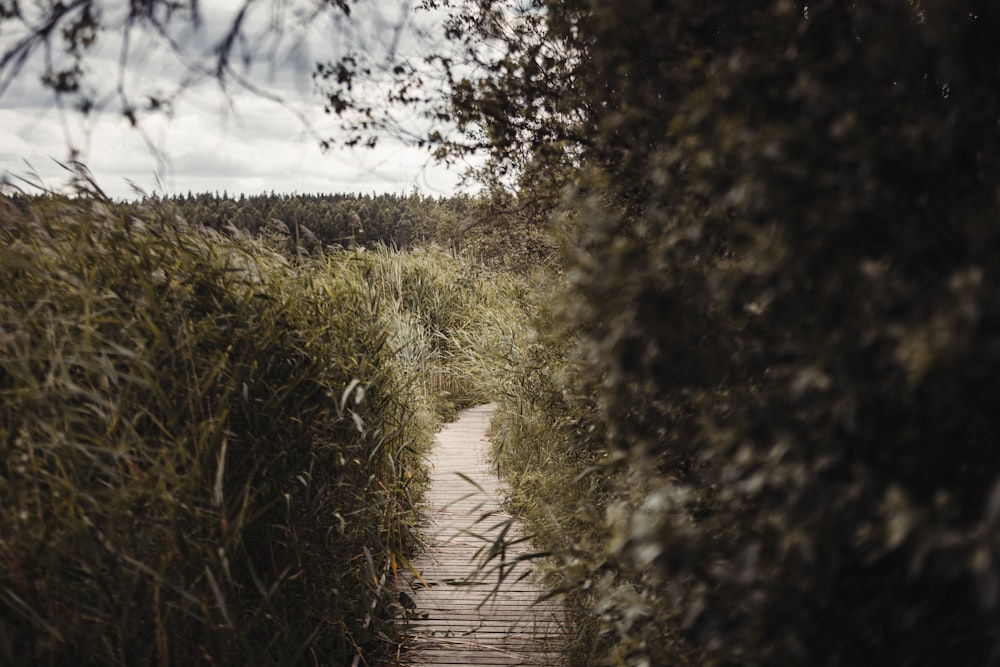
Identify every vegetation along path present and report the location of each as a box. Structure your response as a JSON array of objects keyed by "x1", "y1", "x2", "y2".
[{"x1": 397, "y1": 404, "x2": 564, "y2": 666}]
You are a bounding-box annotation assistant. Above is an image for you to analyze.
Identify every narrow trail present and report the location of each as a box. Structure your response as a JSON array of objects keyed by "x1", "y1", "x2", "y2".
[{"x1": 396, "y1": 404, "x2": 564, "y2": 666}]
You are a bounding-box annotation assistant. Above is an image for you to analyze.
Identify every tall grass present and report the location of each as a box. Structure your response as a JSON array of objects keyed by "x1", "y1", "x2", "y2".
[
  {"x1": 0, "y1": 191, "x2": 482, "y2": 665},
  {"x1": 352, "y1": 244, "x2": 500, "y2": 418}
]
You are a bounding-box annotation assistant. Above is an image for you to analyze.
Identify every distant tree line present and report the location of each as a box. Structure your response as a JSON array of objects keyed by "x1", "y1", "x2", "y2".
[
  {"x1": 3, "y1": 186, "x2": 556, "y2": 273},
  {"x1": 144, "y1": 191, "x2": 473, "y2": 250}
]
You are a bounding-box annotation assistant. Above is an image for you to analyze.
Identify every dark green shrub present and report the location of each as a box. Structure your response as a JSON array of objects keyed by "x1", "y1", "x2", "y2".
[{"x1": 578, "y1": 2, "x2": 1000, "y2": 665}]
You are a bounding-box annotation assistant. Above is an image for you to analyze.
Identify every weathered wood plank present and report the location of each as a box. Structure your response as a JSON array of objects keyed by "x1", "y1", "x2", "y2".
[{"x1": 395, "y1": 404, "x2": 564, "y2": 666}]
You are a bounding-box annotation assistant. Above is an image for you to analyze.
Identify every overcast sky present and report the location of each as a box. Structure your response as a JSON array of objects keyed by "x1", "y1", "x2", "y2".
[{"x1": 0, "y1": 1, "x2": 477, "y2": 200}]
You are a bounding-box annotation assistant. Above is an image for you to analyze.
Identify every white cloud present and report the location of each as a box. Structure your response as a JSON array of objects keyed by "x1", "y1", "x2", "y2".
[{"x1": 0, "y1": 0, "x2": 480, "y2": 200}]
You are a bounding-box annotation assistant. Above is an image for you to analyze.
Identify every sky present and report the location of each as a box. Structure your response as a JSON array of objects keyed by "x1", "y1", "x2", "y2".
[{"x1": 0, "y1": 1, "x2": 477, "y2": 200}]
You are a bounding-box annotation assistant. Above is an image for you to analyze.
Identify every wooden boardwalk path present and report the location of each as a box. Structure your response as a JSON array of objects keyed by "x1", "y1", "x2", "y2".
[{"x1": 395, "y1": 404, "x2": 564, "y2": 666}]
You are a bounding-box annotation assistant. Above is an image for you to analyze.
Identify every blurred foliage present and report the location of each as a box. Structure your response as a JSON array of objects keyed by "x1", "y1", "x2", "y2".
[{"x1": 0, "y1": 187, "x2": 495, "y2": 665}]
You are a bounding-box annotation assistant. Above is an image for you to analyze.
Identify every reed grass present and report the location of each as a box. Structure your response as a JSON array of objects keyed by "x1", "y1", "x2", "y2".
[
  {"x1": 0, "y1": 190, "x2": 486, "y2": 665},
  {"x1": 349, "y1": 244, "x2": 501, "y2": 418}
]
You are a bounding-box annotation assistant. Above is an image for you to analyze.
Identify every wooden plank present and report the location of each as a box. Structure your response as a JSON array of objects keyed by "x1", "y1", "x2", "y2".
[{"x1": 395, "y1": 404, "x2": 564, "y2": 666}]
